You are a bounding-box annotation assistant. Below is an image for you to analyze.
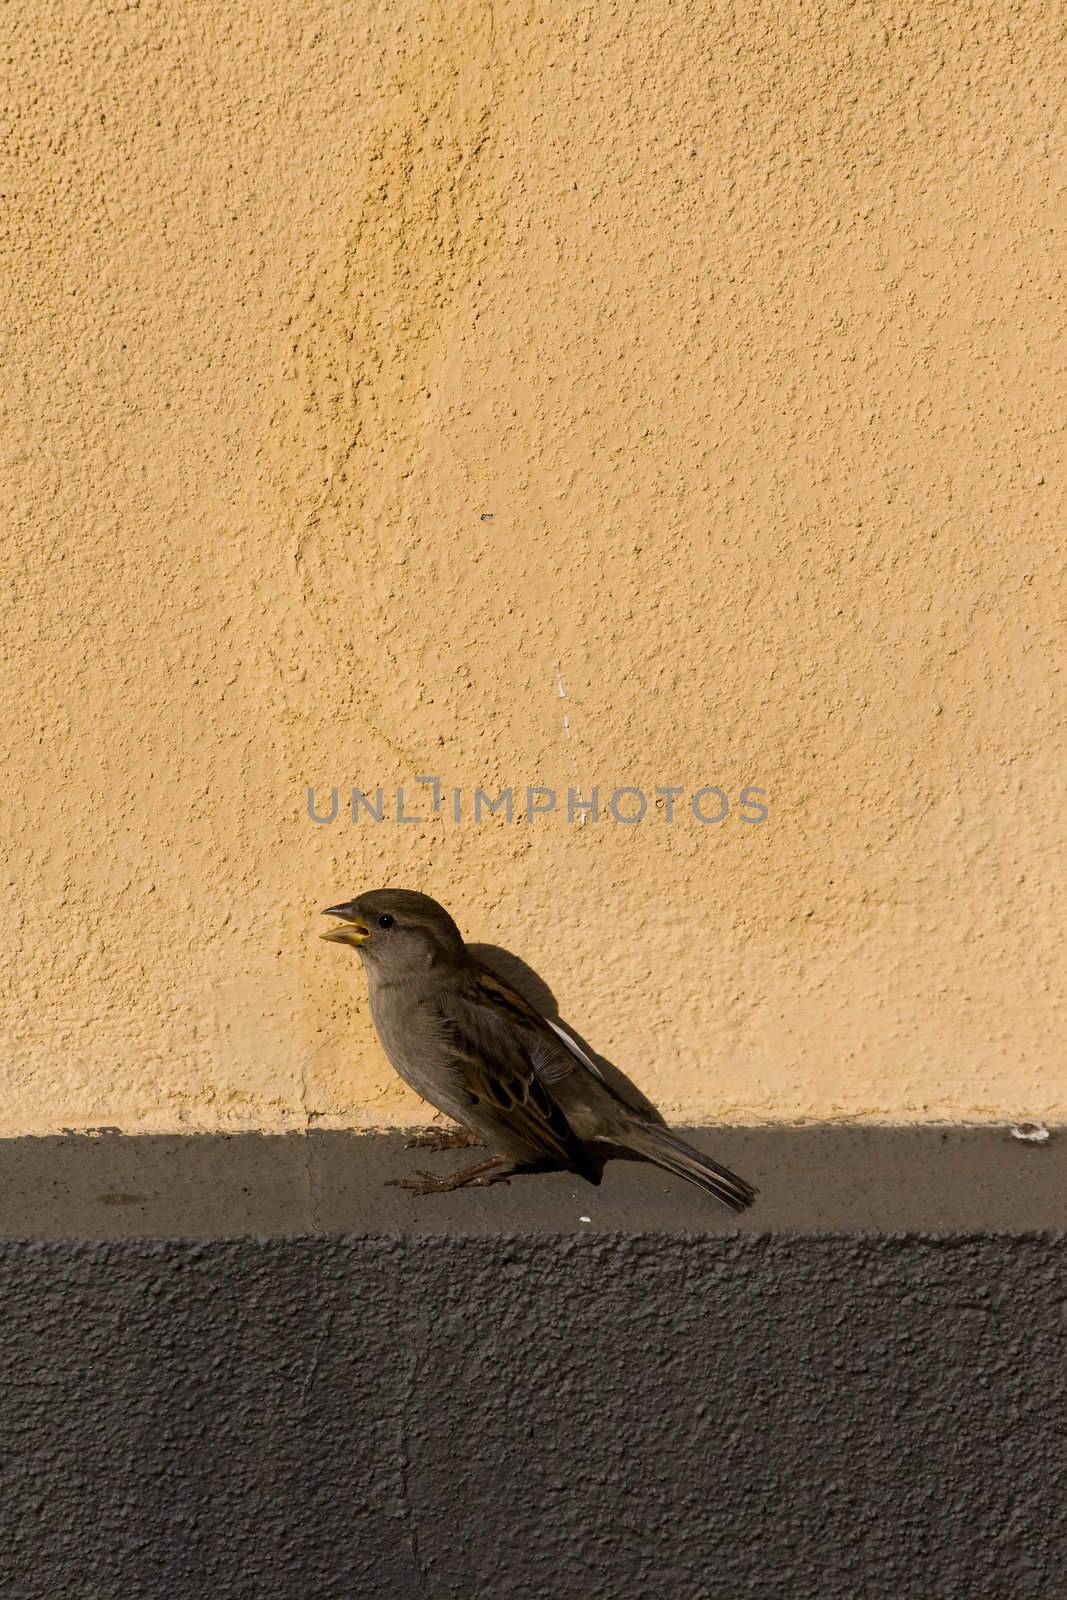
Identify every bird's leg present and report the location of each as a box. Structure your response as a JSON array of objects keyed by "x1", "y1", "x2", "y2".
[
  {"x1": 403, "y1": 1126, "x2": 483, "y2": 1152},
  {"x1": 386, "y1": 1156, "x2": 511, "y2": 1195}
]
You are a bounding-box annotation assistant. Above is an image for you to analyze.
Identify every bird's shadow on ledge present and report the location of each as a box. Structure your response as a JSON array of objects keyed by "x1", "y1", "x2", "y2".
[{"x1": 468, "y1": 943, "x2": 666, "y2": 1125}]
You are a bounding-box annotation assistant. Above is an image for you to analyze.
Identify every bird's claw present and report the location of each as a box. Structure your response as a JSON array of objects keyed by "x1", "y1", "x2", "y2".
[
  {"x1": 385, "y1": 1167, "x2": 511, "y2": 1195},
  {"x1": 403, "y1": 1128, "x2": 481, "y2": 1151},
  {"x1": 386, "y1": 1170, "x2": 454, "y2": 1193}
]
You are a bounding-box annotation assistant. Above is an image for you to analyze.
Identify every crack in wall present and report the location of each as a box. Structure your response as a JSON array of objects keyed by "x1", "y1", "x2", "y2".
[
  {"x1": 396, "y1": 1293, "x2": 431, "y2": 1598},
  {"x1": 297, "y1": 1060, "x2": 318, "y2": 1232}
]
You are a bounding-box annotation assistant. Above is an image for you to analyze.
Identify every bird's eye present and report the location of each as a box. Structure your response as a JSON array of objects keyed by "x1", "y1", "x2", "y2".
[{"x1": 377, "y1": 914, "x2": 395, "y2": 929}]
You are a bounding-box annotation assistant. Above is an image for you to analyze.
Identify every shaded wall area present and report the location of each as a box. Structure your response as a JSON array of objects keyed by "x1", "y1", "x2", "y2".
[{"x1": 0, "y1": 1132, "x2": 1064, "y2": 1597}]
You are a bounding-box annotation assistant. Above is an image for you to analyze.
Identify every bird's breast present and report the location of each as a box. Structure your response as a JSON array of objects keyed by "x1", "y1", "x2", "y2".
[{"x1": 366, "y1": 983, "x2": 472, "y2": 1117}]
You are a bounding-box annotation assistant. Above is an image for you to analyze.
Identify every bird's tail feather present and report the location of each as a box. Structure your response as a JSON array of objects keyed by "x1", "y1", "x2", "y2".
[{"x1": 617, "y1": 1124, "x2": 757, "y2": 1213}]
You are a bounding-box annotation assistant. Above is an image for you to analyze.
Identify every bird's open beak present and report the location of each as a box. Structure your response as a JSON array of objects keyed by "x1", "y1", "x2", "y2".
[{"x1": 320, "y1": 903, "x2": 370, "y2": 946}]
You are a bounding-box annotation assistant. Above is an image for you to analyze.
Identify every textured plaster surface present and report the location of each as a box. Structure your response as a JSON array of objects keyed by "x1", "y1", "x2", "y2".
[
  {"x1": 2, "y1": 3, "x2": 1064, "y2": 1134},
  {"x1": 1, "y1": 1230, "x2": 1065, "y2": 1598}
]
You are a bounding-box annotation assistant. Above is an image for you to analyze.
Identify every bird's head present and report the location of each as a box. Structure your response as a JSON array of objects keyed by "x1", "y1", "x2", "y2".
[{"x1": 320, "y1": 888, "x2": 466, "y2": 974}]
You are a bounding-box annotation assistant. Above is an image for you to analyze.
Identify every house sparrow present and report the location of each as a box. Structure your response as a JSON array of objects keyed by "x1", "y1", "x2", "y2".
[{"x1": 321, "y1": 888, "x2": 756, "y2": 1212}]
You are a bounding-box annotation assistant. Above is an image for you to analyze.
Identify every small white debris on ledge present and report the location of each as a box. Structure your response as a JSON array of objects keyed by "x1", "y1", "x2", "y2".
[{"x1": 1010, "y1": 1122, "x2": 1051, "y2": 1145}]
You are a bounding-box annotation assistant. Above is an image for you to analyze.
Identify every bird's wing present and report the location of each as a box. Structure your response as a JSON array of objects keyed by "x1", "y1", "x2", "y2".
[
  {"x1": 470, "y1": 965, "x2": 606, "y2": 1086},
  {"x1": 433, "y1": 971, "x2": 599, "y2": 1178},
  {"x1": 542, "y1": 1016, "x2": 607, "y2": 1083}
]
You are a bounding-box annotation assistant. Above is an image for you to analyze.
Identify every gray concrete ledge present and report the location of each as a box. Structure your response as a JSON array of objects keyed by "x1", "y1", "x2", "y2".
[{"x1": 0, "y1": 1125, "x2": 1063, "y2": 1236}]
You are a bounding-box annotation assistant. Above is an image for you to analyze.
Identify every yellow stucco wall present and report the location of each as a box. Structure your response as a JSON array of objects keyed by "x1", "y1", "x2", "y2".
[{"x1": 2, "y1": 2, "x2": 1063, "y2": 1135}]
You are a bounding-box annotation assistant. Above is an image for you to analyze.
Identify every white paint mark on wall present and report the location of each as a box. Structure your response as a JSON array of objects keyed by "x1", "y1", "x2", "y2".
[
  {"x1": 556, "y1": 667, "x2": 587, "y2": 825},
  {"x1": 1010, "y1": 1122, "x2": 1051, "y2": 1144}
]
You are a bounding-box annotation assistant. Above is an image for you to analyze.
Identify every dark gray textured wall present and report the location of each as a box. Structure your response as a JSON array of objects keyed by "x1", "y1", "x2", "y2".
[{"x1": 1, "y1": 1130, "x2": 1065, "y2": 1599}]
